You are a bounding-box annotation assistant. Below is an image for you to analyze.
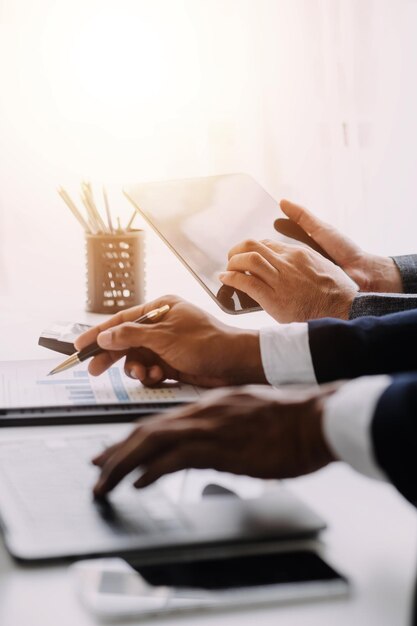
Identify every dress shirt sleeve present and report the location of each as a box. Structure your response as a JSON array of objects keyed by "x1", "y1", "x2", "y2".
[
  {"x1": 322, "y1": 375, "x2": 391, "y2": 481},
  {"x1": 259, "y1": 323, "x2": 316, "y2": 385}
]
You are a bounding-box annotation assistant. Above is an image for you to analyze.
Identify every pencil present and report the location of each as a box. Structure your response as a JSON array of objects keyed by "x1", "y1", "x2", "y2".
[
  {"x1": 126, "y1": 209, "x2": 137, "y2": 231},
  {"x1": 82, "y1": 183, "x2": 108, "y2": 233},
  {"x1": 80, "y1": 191, "x2": 100, "y2": 234},
  {"x1": 58, "y1": 187, "x2": 90, "y2": 232},
  {"x1": 103, "y1": 186, "x2": 114, "y2": 233}
]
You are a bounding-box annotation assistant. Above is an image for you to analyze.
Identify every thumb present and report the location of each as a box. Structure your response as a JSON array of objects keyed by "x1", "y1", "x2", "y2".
[
  {"x1": 279, "y1": 199, "x2": 361, "y2": 264},
  {"x1": 97, "y1": 322, "x2": 158, "y2": 351},
  {"x1": 280, "y1": 199, "x2": 324, "y2": 236}
]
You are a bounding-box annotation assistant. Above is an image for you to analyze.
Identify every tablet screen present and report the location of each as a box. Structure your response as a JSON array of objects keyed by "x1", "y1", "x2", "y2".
[{"x1": 125, "y1": 173, "x2": 282, "y2": 314}]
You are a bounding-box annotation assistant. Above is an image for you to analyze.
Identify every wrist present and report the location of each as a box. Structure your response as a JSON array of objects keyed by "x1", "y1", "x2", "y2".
[
  {"x1": 225, "y1": 329, "x2": 267, "y2": 385},
  {"x1": 298, "y1": 395, "x2": 336, "y2": 473},
  {"x1": 324, "y1": 285, "x2": 358, "y2": 320},
  {"x1": 365, "y1": 255, "x2": 403, "y2": 293}
]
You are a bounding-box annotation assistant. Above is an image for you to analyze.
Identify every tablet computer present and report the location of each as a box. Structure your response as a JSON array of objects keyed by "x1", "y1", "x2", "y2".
[{"x1": 124, "y1": 174, "x2": 285, "y2": 314}]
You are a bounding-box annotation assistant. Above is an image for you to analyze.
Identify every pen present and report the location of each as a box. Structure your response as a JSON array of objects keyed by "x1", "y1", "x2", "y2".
[{"x1": 47, "y1": 304, "x2": 170, "y2": 376}]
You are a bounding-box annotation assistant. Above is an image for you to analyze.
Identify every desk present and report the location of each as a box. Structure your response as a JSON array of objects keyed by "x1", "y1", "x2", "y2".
[{"x1": 0, "y1": 227, "x2": 416, "y2": 625}]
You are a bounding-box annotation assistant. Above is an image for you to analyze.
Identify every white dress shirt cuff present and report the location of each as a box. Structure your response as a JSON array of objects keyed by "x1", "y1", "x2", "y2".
[
  {"x1": 259, "y1": 323, "x2": 316, "y2": 385},
  {"x1": 323, "y1": 376, "x2": 391, "y2": 481}
]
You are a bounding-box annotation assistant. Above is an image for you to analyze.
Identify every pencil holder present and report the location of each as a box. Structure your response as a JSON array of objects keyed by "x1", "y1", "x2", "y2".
[{"x1": 85, "y1": 230, "x2": 145, "y2": 314}]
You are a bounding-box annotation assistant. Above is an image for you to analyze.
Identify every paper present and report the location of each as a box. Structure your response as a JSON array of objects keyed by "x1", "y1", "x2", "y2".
[{"x1": 0, "y1": 360, "x2": 202, "y2": 409}]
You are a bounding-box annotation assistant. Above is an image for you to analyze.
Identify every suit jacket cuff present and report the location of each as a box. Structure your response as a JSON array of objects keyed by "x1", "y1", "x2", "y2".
[
  {"x1": 349, "y1": 292, "x2": 417, "y2": 319},
  {"x1": 392, "y1": 254, "x2": 417, "y2": 293}
]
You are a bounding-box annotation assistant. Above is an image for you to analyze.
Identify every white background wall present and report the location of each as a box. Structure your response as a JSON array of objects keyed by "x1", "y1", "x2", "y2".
[{"x1": 0, "y1": 0, "x2": 416, "y2": 297}]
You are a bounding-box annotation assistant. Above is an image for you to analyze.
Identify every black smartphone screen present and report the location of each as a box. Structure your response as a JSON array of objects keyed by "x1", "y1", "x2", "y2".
[{"x1": 133, "y1": 551, "x2": 346, "y2": 591}]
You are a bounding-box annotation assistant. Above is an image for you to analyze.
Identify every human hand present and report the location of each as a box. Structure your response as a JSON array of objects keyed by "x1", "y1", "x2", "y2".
[
  {"x1": 92, "y1": 385, "x2": 337, "y2": 497},
  {"x1": 74, "y1": 295, "x2": 265, "y2": 388},
  {"x1": 278, "y1": 200, "x2": 403, "y2": 293},
  {"x1": 220, "y1": 238, "x2": 359, "y2": 323}
]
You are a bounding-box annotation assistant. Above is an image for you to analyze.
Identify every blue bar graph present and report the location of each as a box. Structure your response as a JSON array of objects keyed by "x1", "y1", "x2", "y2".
[
  {"x1": 36, "y1": 366, "x2": 132, "y2": 405},
  {"x1": 37, "y1": 375, "x2": 96, "y2": 405},
  {"x1": 108, "y1": 368, "x2": 129, "y2": 402},
  {"x1": 38, "y1": 379, "x2": 90, "y2": 385}
]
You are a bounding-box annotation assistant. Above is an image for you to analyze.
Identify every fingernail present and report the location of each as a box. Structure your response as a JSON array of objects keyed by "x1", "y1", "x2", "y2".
[
  {"x1": 129, "y1": 369, "x2": 138, "y2": 379},
  {"x1": 149, "y1": 367, "x2": 159, "y2": 380},
  {"x1": 98, "y1": 330, "x2": 112, "y2": 348}
]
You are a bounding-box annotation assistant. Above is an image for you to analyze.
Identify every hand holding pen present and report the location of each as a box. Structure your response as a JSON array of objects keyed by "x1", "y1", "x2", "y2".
[
  {"x1": 48, "y1": 305, "x2": 170, "y2": 376},
  {"x1": 69, "y1": 294, "x2": 266, "y2": 388}
]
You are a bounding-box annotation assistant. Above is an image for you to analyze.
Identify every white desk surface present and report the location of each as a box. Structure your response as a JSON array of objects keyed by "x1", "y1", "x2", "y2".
[{"x1": 0, "y1": 227, "x2": 416, "y2": 625}]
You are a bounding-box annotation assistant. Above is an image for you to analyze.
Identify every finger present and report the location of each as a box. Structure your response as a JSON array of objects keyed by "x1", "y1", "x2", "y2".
[
  {"x1": 93, "y1": 419, "x2": 214, "y2": 496},
  {"x1": 219, "y1": 271, "x2": 270, "y2": 302},
  {"x1": 124, "y1": 360, "x2": 148, "y2": 382},
  {"x1": 226, "y1": 251, "x2": 278, "y2": 283},
  {"x1": 228, "y1": 238, "x2": 285, "y2": 261},
  {"x1": 92, "y1": 442, "x2": 120, "y2": 466},
  {"x1": 94, "y1": 421, "x2": 149, "y2": 465},
  {"x1": 87, "y1": 349, "x2": 126, "y2": 376},
  {"x1": 124, "y1": 348, "x2": 163, "y2": 384},
  {"x1": 93, "y1": 438, "x2": 145, "y2": 497},
  {"x1": 134, "y1": 443, "x2": 215, "y2": 488},
  {"x1": 279, "y1": 200, "x2": 360, "y2": 261},
  {"x1": 126, "y1": 362, "x2": 165, "y2": 386},
  {"x1": 147, "y1": 365, "x2": 166, "y2": 384},
  {"x1": 74, "y1": 295, "x2": 178, "y2": 351},
  {"x1": 96, "y1": 320, "x2": 167, "y2": 352},
  {"x1": 90, "y1": 345, "x2": 166, "y2": 381},
  {"x1": 75, "y1": 308, "x2": 147, "y2": 351},
  {"x1": 260, "y1": 238, "x2": 282, "y2": 250},
  {"x1": 279, "y1": 199, "x2": 327, "y2": 236}
]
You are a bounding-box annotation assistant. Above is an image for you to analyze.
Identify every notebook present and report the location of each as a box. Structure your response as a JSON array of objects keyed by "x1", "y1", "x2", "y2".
[{"x1": 0, "y1": 359, "x2": 202, "y2": 426}]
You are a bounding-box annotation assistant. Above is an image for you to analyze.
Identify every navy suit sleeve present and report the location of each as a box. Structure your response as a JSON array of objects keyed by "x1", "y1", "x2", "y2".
[
  {"x1": 371, "y1": 373, "x2": 417, "y2": 507},
  {"x1": 308, "y1": 309, "x2": 417, "y2": 382}
]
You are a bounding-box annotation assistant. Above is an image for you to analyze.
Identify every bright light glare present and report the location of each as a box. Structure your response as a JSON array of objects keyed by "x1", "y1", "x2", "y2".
[{"x1": 42, "y1": 1, "x2": 202, "y2": 138}]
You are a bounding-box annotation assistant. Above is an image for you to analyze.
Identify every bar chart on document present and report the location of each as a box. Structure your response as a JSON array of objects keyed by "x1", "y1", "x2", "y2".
[{"x1": 0, "y1": 360, "x2": 201, "y2": 409}]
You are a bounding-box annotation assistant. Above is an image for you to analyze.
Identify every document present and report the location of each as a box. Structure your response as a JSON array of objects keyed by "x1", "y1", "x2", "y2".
[{"x1": 0, "y1": 360, "x2": 202, "y2": 409}]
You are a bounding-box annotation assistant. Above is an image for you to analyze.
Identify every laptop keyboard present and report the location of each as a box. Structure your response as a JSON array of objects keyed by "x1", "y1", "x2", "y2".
[{"x1": 0, "y1": 434, "x2": 187, "y2": 537}]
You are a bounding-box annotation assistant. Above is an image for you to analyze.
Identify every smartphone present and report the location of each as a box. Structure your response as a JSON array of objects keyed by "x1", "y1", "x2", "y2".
[{"x1": 72, "y1": 550, "x2": 349, "y2": 619}]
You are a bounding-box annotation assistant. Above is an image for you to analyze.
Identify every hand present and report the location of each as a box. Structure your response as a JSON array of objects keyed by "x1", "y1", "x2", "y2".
[
  {"x1": 220, "y1": 239, "x2": 359, "y2": 323},
  {"x1": 278, "y1": 200, "x2": 403, "y2": 293},
  {"x1": 74, "y1": 295, "x2": 266, "y2": 388},
  {"x1": 92, "y1": 385, "x2": 337, "y2": 497}
]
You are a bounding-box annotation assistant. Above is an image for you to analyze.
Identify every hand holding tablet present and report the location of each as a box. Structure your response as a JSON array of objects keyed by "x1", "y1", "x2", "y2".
[{"x1": 125, "y1": 174, "x2": 353, "y2": 318}]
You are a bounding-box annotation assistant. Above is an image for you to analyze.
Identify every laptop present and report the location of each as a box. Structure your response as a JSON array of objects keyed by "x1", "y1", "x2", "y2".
[{"x1": 0, "y1": 429, "x2": 326, "y2": 562}]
